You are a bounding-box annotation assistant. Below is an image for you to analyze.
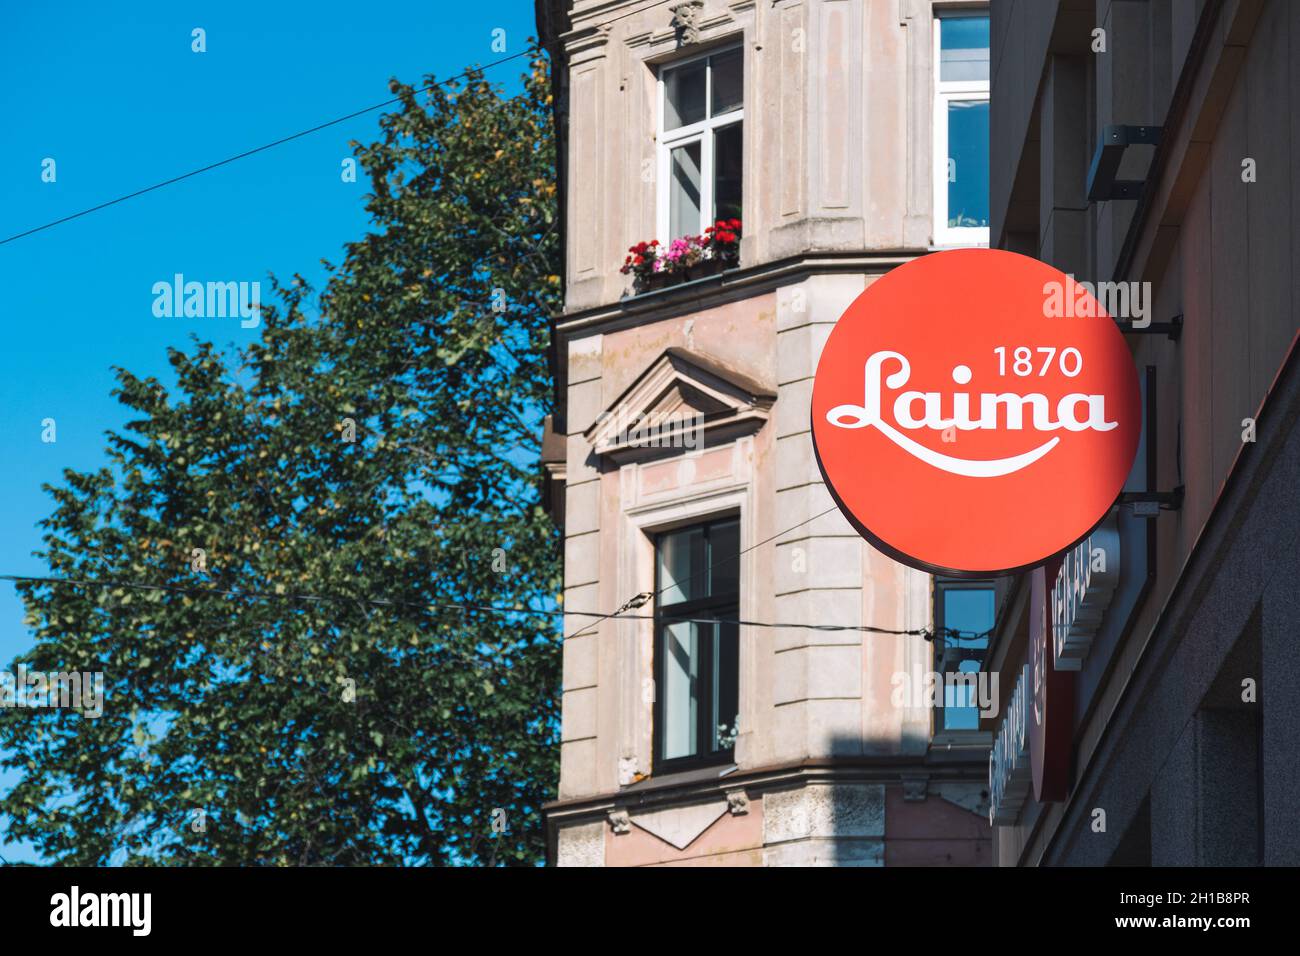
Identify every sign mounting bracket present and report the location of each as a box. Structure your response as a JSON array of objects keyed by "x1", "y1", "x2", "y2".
[{"x1": 1119, "y1": 486, "x2": 1185, "y2": 516}]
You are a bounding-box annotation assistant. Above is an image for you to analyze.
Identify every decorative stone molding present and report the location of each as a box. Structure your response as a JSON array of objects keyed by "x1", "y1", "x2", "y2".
[
  {"x1": 933, "y1": 781, "x2": 989, "y2": 818},
  {"x1": 761, "y1": 784, "x2": 886, "y2": 868},
  {"x1": 608, "y1": 809, "x2": 632, "y2": 835},
  {"x1": 560, "y1": 21, "x2": 612, "y2": 66},
  {"x1": 629, "y1": 799, "x2": 729, "y2": 850},
  {"x1": 726, "y1": 788, "x2": 750, "y2": 816},
  {"x1": 763, "y1": 784, "x2": 885, "y2": 843},
  {"x1": 584, "y1": 348, "x2": 775, "y2": 465},
  {"x1": 623, "y1": 0, "x2": 741, "y2": 54},
  {"x1": 670, "y1": 1, "x2": 705, "y2": 45},
  {"x1": 902, "y1": 774, "x2": 929, "y2": 802},
  {"x1": 556, "y1": 821, "x2": 606, "y2": 867}
]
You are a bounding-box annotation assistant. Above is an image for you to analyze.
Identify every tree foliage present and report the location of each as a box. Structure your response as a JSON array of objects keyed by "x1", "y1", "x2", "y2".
[{"x1": 0, "y1": 56, "x2": 562, "y2": 866}]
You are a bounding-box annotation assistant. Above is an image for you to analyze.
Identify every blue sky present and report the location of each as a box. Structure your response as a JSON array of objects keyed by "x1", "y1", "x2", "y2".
[{"x1": 0, "y1": 0, "x2": 539, "y2": 863}]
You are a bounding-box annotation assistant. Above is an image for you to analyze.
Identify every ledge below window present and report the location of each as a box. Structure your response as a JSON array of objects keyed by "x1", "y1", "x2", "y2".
[
  {"x1": 620, "y1": 763, "x2": 739, "y2": 794},
  {"x1": 622, "y1": 261, "x2": 739, "y2": 301}
]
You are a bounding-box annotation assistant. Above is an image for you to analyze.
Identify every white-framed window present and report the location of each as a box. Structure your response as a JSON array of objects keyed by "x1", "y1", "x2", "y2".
[
  {"x1": 653, "y1": 517, "x2": 740, "y2": 771},
  {"x1": 933, "y1": 11, "x2": 990, "y2": 246},
  {"x1": 657, "y1": 45, "x2": 744, "y2": 243}
]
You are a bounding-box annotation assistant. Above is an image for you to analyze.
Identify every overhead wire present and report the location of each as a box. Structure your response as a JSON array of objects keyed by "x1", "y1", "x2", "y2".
[{"x1": 0, "y1": 0, "x2": 687, "y2": 246}]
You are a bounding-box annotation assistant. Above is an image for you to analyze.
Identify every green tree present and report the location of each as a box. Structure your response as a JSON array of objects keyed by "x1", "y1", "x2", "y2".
[{"x1": 0, "y1": 55, "x2": 562, "y2": 866}]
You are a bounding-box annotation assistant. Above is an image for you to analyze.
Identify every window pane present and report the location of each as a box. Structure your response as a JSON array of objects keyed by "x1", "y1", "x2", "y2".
[
  {"x1": 711, "y1": 619, "x2": 739, "y2": 752},
  {"x1": 664, "y1": 59, "x2": 707, "y2": 130},
  {"x1": 662, "y1": 621, "x2": 700, "y2": 760},
  {"x1": 708, "y1": 519, "x2": 740, "y2": 598},
  {"x1": 713, "y1": 122, "x2": 743, "y2": 225},
  {"x1": 939, "y1": 16, "x2": 990, "y2": 83},
  {"x1": 710, "y1": 48, "x2": 744, "y2": 116},
  {"x1": 939, "y1": 587, "x2": 993, "y2": 731},
  {"x1": 658, "y1": 525, "x2": 705, "y2": 605},
  {"x1": 947, "y1": 100, "x2": 989, "y2": 229},
  {"x1": 669, "y1": 141, "x2": 702, "y2": 240},
  {"x1": 655, "y1": 520, "x2": 743, "y2": 768},
  {"x1": 943, "y1": 586, "x2": 994, "y2": 636}
]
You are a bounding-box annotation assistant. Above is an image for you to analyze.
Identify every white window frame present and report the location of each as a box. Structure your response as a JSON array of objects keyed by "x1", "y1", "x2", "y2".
[
  {"x1": 656, "y1": 45, "x2": 744, "y2": 244},
  {"x1": 932, "y1": 11, "x2": 990, "y2": 248}
]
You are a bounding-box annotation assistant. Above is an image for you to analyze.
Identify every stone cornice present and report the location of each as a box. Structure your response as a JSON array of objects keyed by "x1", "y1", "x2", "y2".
[
  {"x1": 543, "y1": 751, "x2": 991, "y2": 826},
  {"x1": 561, "y1": 23, "x2": 612, "y2": 63}
]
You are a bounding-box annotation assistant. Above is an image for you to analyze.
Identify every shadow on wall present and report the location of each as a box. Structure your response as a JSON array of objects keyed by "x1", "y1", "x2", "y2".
[{"x1": 756, "y1": 735, "x2": 992, "y2": 866}]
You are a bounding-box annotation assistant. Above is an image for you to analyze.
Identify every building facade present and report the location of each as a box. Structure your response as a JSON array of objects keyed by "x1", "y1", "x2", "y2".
[
  {"x1": 985, "y1": 0, "x2": 1300, "y2": 864},
  {"x1": 537, "y1": 0, "x2": 997, "y2": 866}
]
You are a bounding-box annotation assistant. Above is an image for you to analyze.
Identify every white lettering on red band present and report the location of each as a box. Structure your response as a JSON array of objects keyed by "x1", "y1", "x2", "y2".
[{"x1": 824, "y1": 350, "x2": 1117, "y2": 478}]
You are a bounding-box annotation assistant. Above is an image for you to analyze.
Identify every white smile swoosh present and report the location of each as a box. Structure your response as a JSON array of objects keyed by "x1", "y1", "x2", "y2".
[{"x1": 871, "y1": 418, "x2": 1060, "y2": 478}]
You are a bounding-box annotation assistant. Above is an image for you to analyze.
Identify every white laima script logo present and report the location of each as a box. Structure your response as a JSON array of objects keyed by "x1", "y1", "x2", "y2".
[{"x1": 825, "y1": 351, "x2": 1117, "y2": 478}]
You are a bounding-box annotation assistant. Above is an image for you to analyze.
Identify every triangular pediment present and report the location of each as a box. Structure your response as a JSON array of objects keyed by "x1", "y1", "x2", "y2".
[
  {"x1": 629, "y1": 799, "x2": 729, "y2": 851},
  {"x1": 585, "y1": 348, "x2": 775, "y2": 462}
]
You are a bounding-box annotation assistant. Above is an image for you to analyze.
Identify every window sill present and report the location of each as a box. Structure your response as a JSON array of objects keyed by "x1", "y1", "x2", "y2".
[
  {"x1": 928, "y1": 240, "x2": 990, "y2": 251},
  {"x1": 622, "y1": 762, "x2": 739, "y2": 794}
]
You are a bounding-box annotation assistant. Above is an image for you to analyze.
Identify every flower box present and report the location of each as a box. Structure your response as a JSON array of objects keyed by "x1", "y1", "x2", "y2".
[
  {"x1": 685, "y1": 258, "x2": 726, "y2": 282},
  {"x1": 620, "y1": 219, "x2": 742, "y2": 295},
  {"x1": 642, "y1": 271, "x2": 677, "y2": 293}
]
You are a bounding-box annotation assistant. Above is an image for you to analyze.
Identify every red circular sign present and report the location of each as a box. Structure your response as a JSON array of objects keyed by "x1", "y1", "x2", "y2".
[{"x1": 812, "y1": 249, "x2": 1141, "y2": 576}]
